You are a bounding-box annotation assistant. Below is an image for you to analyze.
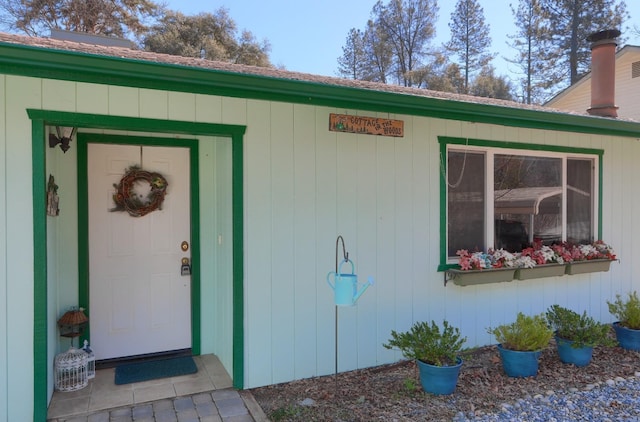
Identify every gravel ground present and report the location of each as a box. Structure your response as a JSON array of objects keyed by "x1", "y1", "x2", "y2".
[
  {"x1": 251, "y1": 342, "x2": 640, "y2": 421},
  {"x1": 455, "y1": 376, "x2": 640, "y2": 421}
]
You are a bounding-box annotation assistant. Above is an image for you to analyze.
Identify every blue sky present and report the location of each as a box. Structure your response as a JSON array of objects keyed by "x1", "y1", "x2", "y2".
[{"x1": 163, "y1": 0, "x2": 640, "y2": 80}]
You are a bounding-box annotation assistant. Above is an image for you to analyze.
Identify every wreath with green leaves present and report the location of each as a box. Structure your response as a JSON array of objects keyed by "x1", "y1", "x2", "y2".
[{"x1": 111, "y1": 166, "x2": 168, "y2": 217}]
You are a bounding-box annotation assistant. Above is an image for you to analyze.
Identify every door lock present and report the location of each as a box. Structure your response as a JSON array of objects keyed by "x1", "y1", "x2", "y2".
[{"x1": 181, "y1": 257, "x2": 191, "y2": 276}]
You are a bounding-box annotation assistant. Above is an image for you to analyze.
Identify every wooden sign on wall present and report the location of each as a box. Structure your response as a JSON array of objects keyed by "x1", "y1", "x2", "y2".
[{"x1": 329, "y1": 113, "x2": 404, "y2": 137}]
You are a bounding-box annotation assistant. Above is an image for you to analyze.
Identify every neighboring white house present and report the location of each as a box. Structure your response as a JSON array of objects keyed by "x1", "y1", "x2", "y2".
[
  {"x1": 545, "y1": 45, "x2": 640, "y2": 120},
  {"x1": 1, "y1": 31, "x2": 640, "y2": 421}
]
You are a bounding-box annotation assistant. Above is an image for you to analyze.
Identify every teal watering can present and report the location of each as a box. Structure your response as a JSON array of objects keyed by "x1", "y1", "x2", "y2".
[{"x1": 326, "y1": 258, "x2": 374, "y2": 306}]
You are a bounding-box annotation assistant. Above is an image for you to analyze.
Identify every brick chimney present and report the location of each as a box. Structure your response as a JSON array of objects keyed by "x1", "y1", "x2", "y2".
[{"x1": 586, "y1": 29, "x2": 621, "y2": 118}]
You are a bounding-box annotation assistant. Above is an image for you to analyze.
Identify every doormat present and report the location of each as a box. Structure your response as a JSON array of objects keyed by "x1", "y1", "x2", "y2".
[{"x1": 114, "y1": 356, "x2": 197, "y2": 385}]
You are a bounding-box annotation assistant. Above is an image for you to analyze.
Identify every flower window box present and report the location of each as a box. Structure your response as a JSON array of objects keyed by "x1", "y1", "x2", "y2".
[
  {"x1": 447, "y1": 268, "x2": 516, "y2": 286},
  {"x1": 448, "y1": 241, "x2": 616, "y2": 286},
  {"x1": 565, "y1": 259, "x2": 613, "y2": 275},
  {"x1": 515, "y1": 264, "x2": 566, "y2": 280}
]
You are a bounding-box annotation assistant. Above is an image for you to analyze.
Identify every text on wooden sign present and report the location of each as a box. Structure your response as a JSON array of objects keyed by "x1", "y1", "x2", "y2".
[{"x1": 329, "y1": 113, "x2": 404, "y2": 137}]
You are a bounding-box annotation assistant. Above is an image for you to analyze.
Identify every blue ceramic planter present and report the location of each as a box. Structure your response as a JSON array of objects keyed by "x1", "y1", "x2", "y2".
[
  {"x1": 613, "y1": 322, "x2": 640, "y2": 351},
  {"x1": 417, "y1": 358, "x2": 462, "y2": 395},
  {"x1": 497, "y1": 344, "x2": 541, "y2": 377},
  {"x1": 555, "y1": 337, "x2": 593, "y2": 367}
]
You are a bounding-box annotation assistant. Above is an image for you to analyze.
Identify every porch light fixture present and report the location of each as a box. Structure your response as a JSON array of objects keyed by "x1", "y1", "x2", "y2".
[{"x1": 49, "y1": 126, "x2": 77, "y2": 153}]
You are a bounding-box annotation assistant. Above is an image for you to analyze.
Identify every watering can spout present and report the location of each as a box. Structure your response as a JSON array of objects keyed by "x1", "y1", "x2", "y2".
[{"x1": 353, "y1": 276, "x2": 374, "y2": 304}]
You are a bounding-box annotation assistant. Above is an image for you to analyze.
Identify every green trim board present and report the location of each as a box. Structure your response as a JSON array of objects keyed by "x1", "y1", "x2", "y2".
[
  {"x1": 2, "y1": 41, "x2": 640, "y2": 139},
  {"x1": 76, "y1": 133, "x2": 202, "y2": 356},
  {"x1": 437, "y1": 136, "x2": 605, "y2": 272},
  {"x1": 231, "y1": 131, "x2": 244, "y2": 389},
  {"x1": 438, "y1": 136, "x2": 605, "y2": 156},
  {"x1": 31, "y1": 119, "x2": 48, "y2": 422},
  {"x1": 438, "y1": 140, "x2": 448, "y2": 272},
  {"x1": 189, "y1": 142, "x2": 202, "y2": 356},
  {"x1": 26, "y1": 110, "x2": 246, "y2": 138},
  {"x1": 29, "y1": 110, "x2": 246, "y2": 420}
]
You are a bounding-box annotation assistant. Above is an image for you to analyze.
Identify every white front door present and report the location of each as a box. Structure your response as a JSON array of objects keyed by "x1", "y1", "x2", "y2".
[{"x1": 88, "y1": 143, "x2": 191, "y2": 360}]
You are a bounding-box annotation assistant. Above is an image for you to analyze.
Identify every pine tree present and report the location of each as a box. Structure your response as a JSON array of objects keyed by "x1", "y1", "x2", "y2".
[
  {"x1": 372, "y1": 0, "x2": 440, "y2": 87},
  {"x1": 445, "y1": 0, "x2": 494, "y2": 94},
  {"x1": 337, "y1": 28, "x2": 367, "y2": 79},
  {"x1": 539, "y1": 0, "x2": 628, "y2": 88},
  {"x1": 469, "y1": 65, "x2": 514, "y2": 100},
  {"x1": 506, "y1": 0, "x2": 553, "y2": 104},
  {"x1": 421, "y1": 52, "x2": 465, "y2": 93},
  {"x1": 361, "y1": 19, "x2": 393, "y2": 83}
]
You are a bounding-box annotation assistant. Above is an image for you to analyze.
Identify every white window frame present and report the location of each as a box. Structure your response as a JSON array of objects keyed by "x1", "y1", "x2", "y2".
[{"x1": 442, "y1": 141, "x2": 601, "y2": 266}]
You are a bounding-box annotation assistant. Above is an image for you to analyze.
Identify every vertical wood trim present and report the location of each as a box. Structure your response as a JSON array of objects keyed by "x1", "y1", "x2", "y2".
[
  {"x1": 77, "y1": 137, "x2": 89, "y2": 339},
  {"x1": 190, "y1": 144, "x2": 201, "y2": 356},
  {"x1": 598, "y1": 155, "x2": 603, "y2": 240},
  {"x1": 438, "y1": 140, "x2": 447, "y2": 270},
  {"x1": 232, "y1": 131, "x2": 244, "y2": 389},
  {"x1": 32, "y1": 118, "x2": 48, "y2": 422}
]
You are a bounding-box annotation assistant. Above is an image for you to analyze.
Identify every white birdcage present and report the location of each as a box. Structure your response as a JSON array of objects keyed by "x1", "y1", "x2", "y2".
[
  {"x1": 54, "y1": 347, "x2": 88, "y2": 392},
  {"x1": 82, "y1": 340, "x2": 95, "y2": 379}
]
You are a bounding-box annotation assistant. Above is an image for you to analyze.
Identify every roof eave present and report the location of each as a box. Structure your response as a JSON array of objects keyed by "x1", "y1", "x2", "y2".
[{"x1": 1, "y1": 40, "x2": 640, "y2": 139}]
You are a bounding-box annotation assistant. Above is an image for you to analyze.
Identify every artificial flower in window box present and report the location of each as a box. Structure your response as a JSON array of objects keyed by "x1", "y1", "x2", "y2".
[
  {"x1": 448, "y1": 249, "x2": 517, "y2": 286},
  {"x1": 562, "y1": 241, "x2": 617, "y2": 275},
  {"x1": 451, "y1": 241, "x2": 616, "y2": 285},
  {"x1": 515, "y1": 242, "x2": 567, "y2": 280}
]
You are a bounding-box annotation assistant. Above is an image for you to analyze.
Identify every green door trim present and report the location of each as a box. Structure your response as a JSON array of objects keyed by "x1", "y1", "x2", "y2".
[
  {"x1": 76, "y1": 134, "x2": 201, "y2": 358},
  {"x1": 28, "y1": 109, "x2": 246, "y2": 422}
]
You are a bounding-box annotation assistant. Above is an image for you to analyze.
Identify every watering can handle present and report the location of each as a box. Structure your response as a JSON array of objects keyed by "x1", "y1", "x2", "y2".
[
  {"x1": 326, "y1": 271, "x2": 337, "y2": 290},
  {"x1": 338, "y1": 258, "x2": 355, "y2": 275}
]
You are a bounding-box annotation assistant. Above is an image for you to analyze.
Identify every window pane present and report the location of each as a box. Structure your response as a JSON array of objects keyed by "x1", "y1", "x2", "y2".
[
  {"x1": 494, "y1": 155, "x2": 562, "y2": 251},
  {"x1": 448, "y1": 151, "x2": 485, "y2": 257},
  {"x1": 567, "y1": 159, "x2": 593, "y2": 243}
]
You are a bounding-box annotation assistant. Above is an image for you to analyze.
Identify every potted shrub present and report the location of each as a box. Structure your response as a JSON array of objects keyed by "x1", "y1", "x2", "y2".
[
  {"x1": 545, "y1": 305, "x2": 616, "y2": 366},
  {"x1": 383, "y1": 320, "x2": 467, "y2": 395},
  {"x1": 488, "y1": 312, "x2": 553, "y2": 377},
  {"x1": 607, "y1": 291, "x2": 640, "y2": 351}
]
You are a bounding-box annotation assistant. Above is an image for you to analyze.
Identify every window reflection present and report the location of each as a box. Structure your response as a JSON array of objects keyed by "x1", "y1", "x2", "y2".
[{"x1": 494, "y1": 155, "x2": 562, "y2": 251}]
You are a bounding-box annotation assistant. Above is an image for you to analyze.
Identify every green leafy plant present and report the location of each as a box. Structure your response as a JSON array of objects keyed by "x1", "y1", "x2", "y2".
[
  {"x1": 270, "y1": 404, "x2": 308, "y2": 421},
  {"x1": 607, "y1": 291, "x2": 640, "y2": 329},
  {"x1": 403, "y1": 378, "x2": 418, "y2": 392},
  {"x1": 488, "y1": 312, "x2": 553, "y2": 351},
  {"x1": 383, "y1": 320, "x2": 467, "y2": 367},
  {"x1": 546, "y1": 305, "x2": 616, "y2": 348}
]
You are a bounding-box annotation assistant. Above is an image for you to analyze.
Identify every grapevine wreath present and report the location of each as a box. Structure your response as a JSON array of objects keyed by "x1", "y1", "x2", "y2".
[{"x1": 111, "y1": 166, "x2": 169, "y2": 217}]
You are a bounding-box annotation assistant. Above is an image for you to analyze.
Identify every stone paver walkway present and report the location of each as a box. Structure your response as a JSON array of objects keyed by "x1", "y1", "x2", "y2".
[{"x1": 48, "y1": 389, "x2": 269, "y2": 422}]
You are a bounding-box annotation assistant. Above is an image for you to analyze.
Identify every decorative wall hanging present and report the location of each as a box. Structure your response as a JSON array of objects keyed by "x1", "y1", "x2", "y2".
[
  {"x1": 111, "y1": 166, "x2": 168, "y2": 217},
  {"x1": 329, "y1": 113, "x2": 404, "y2": 137},
  {"x1": 47, "y1": 174, "x2": 60, "y2": 216}
]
